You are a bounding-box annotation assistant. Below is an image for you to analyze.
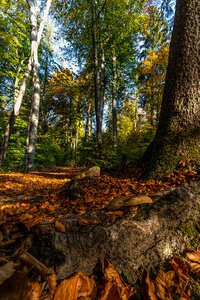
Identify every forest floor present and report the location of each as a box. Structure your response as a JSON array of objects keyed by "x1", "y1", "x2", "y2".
[{"x1": 0, "y1": 165, "x2": 199, "y2": 299}]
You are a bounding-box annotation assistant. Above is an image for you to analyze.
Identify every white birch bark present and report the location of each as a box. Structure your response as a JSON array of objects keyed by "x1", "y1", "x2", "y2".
[
  {"x1": 0, "y1": 0, "x2": 52, "y2": 166},
  {"x1": 26, "y1": 0, "x2": 52, "y2": 170}
]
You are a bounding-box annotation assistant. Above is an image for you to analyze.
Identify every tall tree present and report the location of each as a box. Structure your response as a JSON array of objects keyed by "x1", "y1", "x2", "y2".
[
  {"x1": 0, "y1": 0, "x2": 52, "y2": 167},
  {"x1": 143, "y1": 0, "x2": 200, "y2": 178}
]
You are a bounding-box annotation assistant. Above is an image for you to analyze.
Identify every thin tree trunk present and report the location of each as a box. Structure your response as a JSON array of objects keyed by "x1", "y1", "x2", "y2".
[
  {"x1": 112, "y1": 49, "x2": 117, "y2": 148},
  {"x1": 0, "y1": 56, "x2": 32, "y2": 165},
  {"x1": 99, "y1": 44, "x2": 105, "y2": 132},
  {"x1": 0, "y1": 0, "x2": 52, "y2": 166},
  {"x1": 91, "y1": 0, "x2": 102, "y2": 155},
  {"x1": 25, "y1": 0, "x2": 52, "y2": 171},
  {"x1": 85, "y1": 97, "x2": 92, "y2": 141}
]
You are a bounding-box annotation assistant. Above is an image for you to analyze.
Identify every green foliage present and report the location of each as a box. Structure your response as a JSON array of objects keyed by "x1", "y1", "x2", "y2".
[
  {"x1": 1, "y1": 117, "x2": 27, "y2": 171},
  {"x1": 35, "y1": 137, "x2": 65, "y2": 169}
]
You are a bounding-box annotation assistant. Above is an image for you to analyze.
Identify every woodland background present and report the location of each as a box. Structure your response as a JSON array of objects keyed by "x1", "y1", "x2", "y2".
[{"x1": 0, "y1": 0, "x2": 174, "y2": 172}]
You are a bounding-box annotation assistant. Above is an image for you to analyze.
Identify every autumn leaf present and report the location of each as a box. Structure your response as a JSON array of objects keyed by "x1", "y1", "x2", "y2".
[
  {"x1": 27, "y1": 281, "x2": 43, "y2": 300},
  {"x1": 186, "y1": 250, "x2": 200, "y2": 264},
  {"x1": 47, "y1": 272, "x2": 57, "y2": 295},
  {"x1": 186, "y1": 250, "x2": 200, "y2": 276},
  {"x1": 54, "y1": 272, "x2": 97, "y2": 300},
  {"x1": 55, "y1": 221, "x2": 65, "y2": 233},
  {"x1": 155, "y1": 270, "x2": 175, "y2": 300},
  {"x1": 100, "y1": 257, "x2": 136, "y2": 299},
  {"x1": 142, "y1": 269, "x2": 157, "y2": 300}
]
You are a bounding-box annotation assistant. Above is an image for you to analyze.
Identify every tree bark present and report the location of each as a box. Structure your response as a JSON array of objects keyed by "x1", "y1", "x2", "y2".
[
  {"x1": 91, "y1": 0, "x2": 102, "y2": 156},
  {"x1": 112, "y1": 49, "x2": 117, "y2": 148},
  {"x1": 30, "y1": 180, "x2": 200, "y2": 286},
  {"x1": 0, "y1": 0, "x2": 52, "y2": 167},
  {"x1": 85, "y1": 97, "x2": 92, "y2": 141},
  {"x1": 143, "y1": 0, "x2": 200, "y2": 178},
  {"x1": 0, "y1": 56, "x2": 32, "y2": 166},
  {"x1": 25, "y1": 0, "x2": 52, "y2": 171}
]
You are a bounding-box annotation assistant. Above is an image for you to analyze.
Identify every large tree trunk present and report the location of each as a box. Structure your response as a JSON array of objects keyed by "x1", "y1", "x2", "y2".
[{"x1": 142, "y1": 0, "x2": 200, "y2": 178}]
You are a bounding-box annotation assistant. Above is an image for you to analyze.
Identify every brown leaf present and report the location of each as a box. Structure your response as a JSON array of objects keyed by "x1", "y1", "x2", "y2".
[
  {"x1": 187, "y1": 262, "x2": 200, "y2": 276},
  {"x1": 54, "y1": 272, "x2": 97, "y2": 300},
  {"x1": 186, "y1": 250, "x2": 200, "y2": 264},
  {"x1": 27, "y1": 281, "x2": 43, "y2": 300},
  {"x1": 47, "y1": 273, "x2": 57, "y2": 295},
  {"x1": 142, "y1": 270, "x2": 157, "y2": 300},
  {"x1": 99, "y1": 281, "x2": 122, "y2": 300},
  {"x1": 55, "y1": 221, "x2": 65, "y2": 233},
  {"x1": 155, "y1": 270, "x2": 175, "y2": 300},
  {"x1": 101, "y1": 257, "x2": 136, "y2": 299},
  {"x1": 79, "y1": 218, "x2": 101, "y2": 225}
]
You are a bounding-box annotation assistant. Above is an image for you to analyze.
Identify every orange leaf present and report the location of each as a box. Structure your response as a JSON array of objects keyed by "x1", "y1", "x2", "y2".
[
  {"x1": 155, "y1": 270, "x2": 175, "y2": 299},
  {"x1": 101, "y1": 257, "x2": 136, "y2": 299},
  {"x1": 186, "y1": 250, "x2": 200, "y2": 264},
  {"x1": 142, "y1": 270, "x2": 157, "y2": 300},
  {"x1": 55, "y1": 221, "x2": 65, "y2": 233},
  {"x1": 54, "y1": 272, "x2": 96, "y2": 300},
  {"x1": 46, "y1": 273, "x2": 57, "y2": 295}
]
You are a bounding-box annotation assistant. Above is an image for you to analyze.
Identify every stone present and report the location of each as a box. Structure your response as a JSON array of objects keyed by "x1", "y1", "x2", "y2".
[{"x1": 85, "y1": 166, "x2": 100, "y2": 177}]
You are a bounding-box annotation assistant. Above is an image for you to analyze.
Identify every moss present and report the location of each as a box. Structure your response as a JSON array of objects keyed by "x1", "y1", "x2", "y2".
[
  {"x1": 181, "y1": 221, "x2": 200, "y2": 249},
  {"x1": 191, "y1": 277, "x2": 200, "y2": 299}
]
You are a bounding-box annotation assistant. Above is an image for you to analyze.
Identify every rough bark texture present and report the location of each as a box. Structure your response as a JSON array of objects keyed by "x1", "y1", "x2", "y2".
[
  {"x1": 143, "y1": 0, "x2": 200, "y2": 178},
  {"x1": 30, "y1": 179, "x2": 200, "y2": 285}
]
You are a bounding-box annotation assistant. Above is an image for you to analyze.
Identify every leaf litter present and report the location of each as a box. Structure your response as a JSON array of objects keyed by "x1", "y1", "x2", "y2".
[{"x1": 0, "y1": 165, "x2": 199, "y2": 299}]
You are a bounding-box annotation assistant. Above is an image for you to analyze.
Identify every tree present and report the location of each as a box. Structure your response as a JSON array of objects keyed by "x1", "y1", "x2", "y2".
[
  {"x1": 143, "y1": 0, "x2": 200, "y2": 178},
  {"x1": 0, "y1": 0, "x2": 52, "y2": 168}
]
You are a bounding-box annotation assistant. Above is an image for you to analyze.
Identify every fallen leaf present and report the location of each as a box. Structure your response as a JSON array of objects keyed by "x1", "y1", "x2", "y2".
[
  {"x1": 27, "y1": 281, "x2": 43, "y2": 300},
  {"x1": 142, "y1": 269, "x2": 157, "y2": 300},
  {"x1": 186, "y1": 250, "x2": 200, "y2": 264},
  {"x1": 155, "y1": 270, "x2": 175, "y2": 300},
  {"x1": 54, "y1": 272, "x2": 97, "y2": 300},
  {"x1": 46, "y1": 272, "x2": 57, "y2": 295},
  {"x1": 100, "y1": 257, "x2": 136, "y2": 299},
  {"x1": 55, "y1": 221, "x2": 65, "y2": 233}
]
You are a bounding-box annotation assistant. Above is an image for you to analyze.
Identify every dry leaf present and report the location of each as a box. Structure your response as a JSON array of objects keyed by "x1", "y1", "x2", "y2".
[
  {"x1": 27, "y1": 281, "x2": 43, "y2": 300},
  {"x1": 186, "y1": 250, "x2": 200, "y2": 264},
  {"x1": 19, "y1": 213, "x2": 34, "y2": 222},
  {"x1": 55, "y1": 221, "x2": 65, "y2": 233},
  {"x1": 79, "y1": 218, "x2": 101, "y2": 225},
  {"x1": 187, "y1": 262, "x2": 200, "y2": 276},
  {"x1": 100, "y1": 257, "x2": 136, "y2": 299},
  {"x1": 47, "y1": 273, "x2": 57, "y2": 295},
  {"x1": 54, "y1": 272, "x2": 96, "y2": 300},
  {"x1": 155, "y1": 270, "x2": 175, "y2": 300},
  {"x1": 142, "y1": 270, "x2": 157, "y2": 300}
]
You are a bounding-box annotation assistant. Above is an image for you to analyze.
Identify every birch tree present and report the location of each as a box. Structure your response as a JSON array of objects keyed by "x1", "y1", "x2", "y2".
[{"x1": 0, "y1": 0, "x2": 52, "y2": 167}]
